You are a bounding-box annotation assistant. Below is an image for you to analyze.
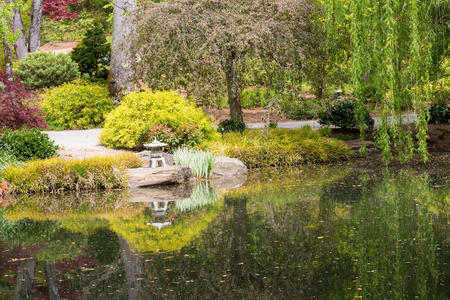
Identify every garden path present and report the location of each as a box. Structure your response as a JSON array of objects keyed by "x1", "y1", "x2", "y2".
[{"x1": 43, "y1": 113, "x2": 418, "y2": 158}]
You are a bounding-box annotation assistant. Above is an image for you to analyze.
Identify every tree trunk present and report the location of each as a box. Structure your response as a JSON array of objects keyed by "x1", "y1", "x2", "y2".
[
  {"x1": 13, "y1": 258, "x2": 36, "y2": 300},
  {"x1": 12, "y1": 4, "x2": 28, "y2": 59},
  {"x1": 224, "y1": 55, "x2": 243, "y2": 123},
  {"x1": 29, "y1": 0, "x2": 43, "y2": 52},
  {"x1": 44, "y1": 261, "x2": 61, "y2": 300},
  {"x1": 109, "y1": 0, "x2": 137, "y2": 103},
  {"x1": 3, "y1": 40, "x2": 14, "y2": 79}
]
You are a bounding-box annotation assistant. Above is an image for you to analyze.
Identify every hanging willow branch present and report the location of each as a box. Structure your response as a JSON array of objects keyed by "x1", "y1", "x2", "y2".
[{"x1": 326, "y1": 0, "x2": 437, "y2": 164}]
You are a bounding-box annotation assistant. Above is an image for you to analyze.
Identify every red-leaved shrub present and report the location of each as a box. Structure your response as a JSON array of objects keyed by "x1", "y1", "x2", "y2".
[
  {"x1": 42, "y1": 0, "x2": 82, "y2": 21},
  {"x1": 0, "y1": 73, "x2": 47, "y2": 131}
]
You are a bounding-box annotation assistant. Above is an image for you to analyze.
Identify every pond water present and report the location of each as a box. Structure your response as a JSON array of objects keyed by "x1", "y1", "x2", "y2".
[{"x1": 0, "y1": 162, "x2": 448, "y2": 299}]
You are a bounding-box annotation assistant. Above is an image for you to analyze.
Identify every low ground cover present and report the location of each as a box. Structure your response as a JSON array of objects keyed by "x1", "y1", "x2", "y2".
[{"x1": 203, "y1": 127, "x2": 351, "y2": 168}]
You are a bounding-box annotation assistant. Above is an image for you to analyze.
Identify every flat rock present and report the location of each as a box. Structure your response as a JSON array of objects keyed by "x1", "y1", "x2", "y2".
[
  {"x1": 212, "y1": 156, "x2": 248, "y2": 178},
  {"x1": 127, "y1": 166, "x2": 194, "y2": 189}
]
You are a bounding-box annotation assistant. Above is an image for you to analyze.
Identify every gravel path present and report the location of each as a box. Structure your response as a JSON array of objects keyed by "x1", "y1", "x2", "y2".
[
  {"x1": 43, "y1": 129, "x2": 123, "y2": 159},
  {"x1": 44, "y1": 114, "x2": 418, "y2": 158}
]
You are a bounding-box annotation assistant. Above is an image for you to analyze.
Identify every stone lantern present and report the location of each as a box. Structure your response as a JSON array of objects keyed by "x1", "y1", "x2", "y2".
[{"x1": 144, "y1": 138, "x2": 168, "y2": 168}]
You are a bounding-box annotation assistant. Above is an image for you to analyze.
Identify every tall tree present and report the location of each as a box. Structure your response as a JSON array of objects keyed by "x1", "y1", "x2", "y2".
[
  {"x1": 133, "y1": 0, "x2": 312, "y2": 122},
  {"x1": 11, "y1": 2, "x2": 27, "y2": 59},
  {"x1": 109, "y1": 0, "x2": 136, "y2": 102},
  {"x1": 28, "y1": 0, "x2": 43, "y2": 52}
]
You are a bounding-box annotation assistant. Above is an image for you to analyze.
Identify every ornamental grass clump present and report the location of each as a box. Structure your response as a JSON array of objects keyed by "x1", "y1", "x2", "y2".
[
  {"x1": 173, "y1": 148, "x2": 217, "y2": 178},
  {"x1": 2, "y1": 152, "x2": 143, "y2": 194},
  {"x1": 204, "y1": 127, "x2": 351, "y2": 168}
]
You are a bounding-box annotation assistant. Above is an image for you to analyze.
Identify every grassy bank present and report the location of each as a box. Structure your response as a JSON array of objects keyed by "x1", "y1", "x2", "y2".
[
  {"x1": 203, "y1": 127, "x2": 351, "y2": 168},
  {"x1": 2, "y1": 153, "x2": 143, "y2": 194}
]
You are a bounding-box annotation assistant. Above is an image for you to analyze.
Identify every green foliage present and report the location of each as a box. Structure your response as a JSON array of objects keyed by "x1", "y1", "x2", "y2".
[
  {"x1": 0, "y1": 128, "x2": 57, "y2": 162},
  {"x1": 14, "y1": 52, "x2": 80, "y2": 88},
  {"x1": 217, "y1": 119, "x2": 246, "y2": 134},
  {"x1": 100, "y1": 90, "x2": 218, "y2": 150},
  {"x1": 40, "y1": 12, "x2": 109, "y2": 44},
  {"x1": 240, "y1": 88, "x2": 271, "y2": 108},
  {"x1": 268, "y1": 122, "x2": 278, "y2": 129},
  {"x1": 147, "y1": 124, "x2": 205, "y2": 152},
  {"x1": 204, "y1": 127, "x2": 351, "y2": 168},
  {"x1": 173, "y1": 147, "x2": 217, "y2": 178},
  {"x1": 428, "y1": 104, "x2": 449, "y2": 124},
  {"x1": 0, "y1": 150, "x2": 20, "y2": 174},
  {"x1": 319, "y1": 100, "x2": 374, "y2": 130},
  {"x1": 41, "y1": 81, "x2": 114, "y2": 129},
  {"x1": 1, "y1": 152, "x2": 142, "y2": 193},
  {"x1": 318, "y1": 126, "x2": 331, "y2": 137},
  {"x1": 281, "y1": 98, "x2": 323, "y2": 120},
  {"x1": 175, "y1": 181, "x2": 220, "y2": 212},
  {"x1": 71, "y1": 22, "x2": 111, "y2": 82}
]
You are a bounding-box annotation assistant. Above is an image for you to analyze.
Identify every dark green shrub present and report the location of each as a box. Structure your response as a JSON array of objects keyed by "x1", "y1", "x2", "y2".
[
  {"x1": 71, "y1": 22, "x2": 111, "y2": 82},
  {"x1": 319, "y1": 100, "x2": 374, "y2": 130},
  {"x1": 0, "y1": 128, "x2": 58, "y2": 161},
  {"x1": 428, "y1": 104, "x2": 449, "y2": 124},
  {"x1": 218, "y1": 119, "x2": 246, "y2": 134},
  {"x1": 269, "y1": 122, "x2": 278, "y2": 129},
  {"x1": 41, "y1": 81, "x2": 114, "y2": 129},
  {"x1": 14, "y1": 52, "x2": 80, "y2": 88}
]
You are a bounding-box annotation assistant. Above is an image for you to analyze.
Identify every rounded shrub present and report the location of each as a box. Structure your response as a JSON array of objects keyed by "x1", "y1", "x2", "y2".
[
  {"x1": 428, "y1": 104, "x2": 449, "y2": 124},
  {"x1": 100, "y1": 90, "x2": 219, "y2": 150},
  {"x1": 41, "y1": 81, "x2": 115, "y2": 129},
  {"x1": 319, "y1": 100, "x2": 374, "y2": 130},
  {"x1": 218, "y1": 119, "x2": 246, "y2": 134},
  {"x1": 14, "y1": 52, "x2": 80, "y2": 88},
  {"x1": 0, "y1": 128, "x2": 58, "y2": 161}
]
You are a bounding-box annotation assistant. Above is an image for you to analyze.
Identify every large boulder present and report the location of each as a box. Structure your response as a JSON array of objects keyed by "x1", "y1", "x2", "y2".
[
  {"x1": 127, "y1": 166, "x2": 194, "y2": 188},
  {"x1": 212, "y1": 156, "x2": 247, "y2": 178}
]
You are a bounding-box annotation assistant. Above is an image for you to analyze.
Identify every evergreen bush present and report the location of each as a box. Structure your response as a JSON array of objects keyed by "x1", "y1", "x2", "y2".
[
  {"x1": 0, "y1": 128, "x2": 57, "y2": 162},
  {"x1": 71, "y1": 22, "x2": 111, "y2": 82},
  {"x1": 14, "y1": 52, "x2": 80, "y2": 88}
]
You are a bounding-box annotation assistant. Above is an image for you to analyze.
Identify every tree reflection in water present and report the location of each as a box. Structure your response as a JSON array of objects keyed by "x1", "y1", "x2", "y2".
[{"x1": 0, "y1": 165, "x2": 448, "y2": 299}]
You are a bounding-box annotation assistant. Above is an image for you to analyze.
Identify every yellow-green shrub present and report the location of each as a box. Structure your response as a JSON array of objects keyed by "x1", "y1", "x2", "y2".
[
  {"x1": 2, "y1": 152, "x2": 143, "y2": 193},
  {"x1": 41, "y1": 81, "x2": 114, "y2": 129},
  {"x1": 203, "y1": 127, "x2": 351, "y2": 168},
  {"x1": 99, "y1": 90, "x2": 219, "y2": 150}
]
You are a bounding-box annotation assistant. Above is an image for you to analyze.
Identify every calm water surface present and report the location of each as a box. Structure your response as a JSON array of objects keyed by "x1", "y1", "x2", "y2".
[{"x1": 0, "y1": 163, "x2": 448, "y2": 299}]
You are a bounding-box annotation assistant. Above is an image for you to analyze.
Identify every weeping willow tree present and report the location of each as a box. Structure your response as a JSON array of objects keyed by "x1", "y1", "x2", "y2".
[{"x1": 326, "y1": 0, "x2": 442, "y2": 163}]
